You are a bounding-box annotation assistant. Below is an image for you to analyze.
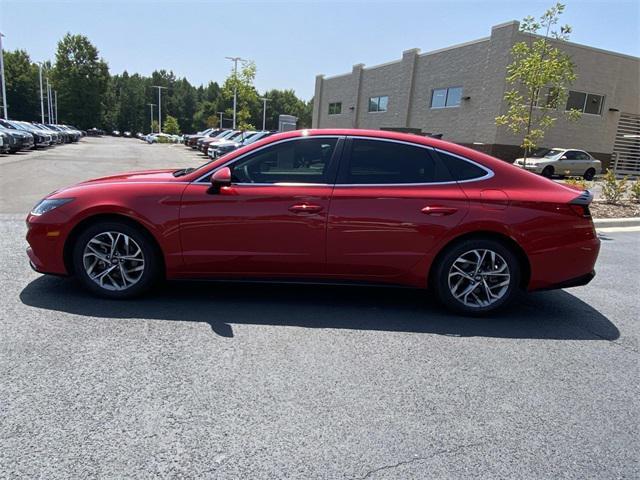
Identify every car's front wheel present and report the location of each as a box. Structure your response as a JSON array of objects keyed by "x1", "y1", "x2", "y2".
[
  {"x1": 72, "y1": 221, "x2": 160, "y2": 298},
  {"x1": 541, "y1": 166, "x2": 554, "y2": 178},
  {"x1": 432, "y1": 239, "x2": 521, "y2": 315}
]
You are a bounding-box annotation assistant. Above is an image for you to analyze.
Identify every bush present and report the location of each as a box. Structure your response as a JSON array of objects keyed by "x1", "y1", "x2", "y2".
[
  {"x1": 601, "y1": 169, "x2": 628, "y2": 204},
  {"x1": 564, "y1": 177, "x2": 588, "y2": 190},
  {"x1": 156, "y1": 135, "x2": 170, "y2": 144},
  {"x1": 631, "y1": 180, "x2": 640, "y2": 203}
]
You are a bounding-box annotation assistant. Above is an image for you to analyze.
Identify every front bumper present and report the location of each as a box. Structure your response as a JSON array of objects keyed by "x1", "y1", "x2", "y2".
[
  {"x1": 515, "y1": 163, "x2": 544, "y2": 173},
  {"x1": 26, "y1": 213, "x2": 71, "y2": 275}
]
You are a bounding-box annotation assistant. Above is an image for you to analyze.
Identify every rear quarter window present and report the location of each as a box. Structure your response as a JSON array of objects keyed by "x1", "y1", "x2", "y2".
[{"x1": 435, "y1": 150, "x2": 489, "y2": 181}]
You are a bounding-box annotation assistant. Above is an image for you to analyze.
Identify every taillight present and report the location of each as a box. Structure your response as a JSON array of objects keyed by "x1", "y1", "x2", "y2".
[
  {"x1": 569, "y1": 204, "x2": 591, "y2": 218},
  {"x1": 569, "y1": 190, "x2": 593, "y2": 218}
]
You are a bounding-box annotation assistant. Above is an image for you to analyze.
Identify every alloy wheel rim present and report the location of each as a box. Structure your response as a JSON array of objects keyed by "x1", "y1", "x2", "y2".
[
  {"x1": 82, "y1": 231, "x2": 145, "y2": 291},
  {"x1": 447, "y1": 249, "x2": 510, "y2": 308}
]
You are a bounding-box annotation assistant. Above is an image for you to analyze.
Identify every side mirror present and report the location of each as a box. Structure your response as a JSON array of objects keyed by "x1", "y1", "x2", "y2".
[
  {"x1": 209, "y1": 167, "x2": 231, "y2": 194},
  {"x1": 560, "y1": 156, "x2": 568, "y2": 160}
]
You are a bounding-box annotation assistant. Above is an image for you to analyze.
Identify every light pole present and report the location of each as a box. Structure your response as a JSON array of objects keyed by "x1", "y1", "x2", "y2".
[
  {"x1": 54, "y1": 90, "x2": 58, "y2": 124},
  {"x1": 225, "y1": 56, "x2": 246, "y2": 129},
  {"x1": 217, "y1": 111, "x2": 224, "y2": 129},
  {"x1": 147, "y1": 103, "x2": 156, "y2": 133},
  {"x1": 0, "y1": 32, "x2": 8, "y2": 119},
  {"x1": 152, "y1": 86, "x2": 167, "y2": 133},
  {"x1": 38, "y1": 63, "x2": 45, "y2": 123},
  {"x1": 46, "y1": 78, "x2": 52, "y2": 123},
  {"x1": 259, "y1": 97, "x2": 269, "y2": 131}
]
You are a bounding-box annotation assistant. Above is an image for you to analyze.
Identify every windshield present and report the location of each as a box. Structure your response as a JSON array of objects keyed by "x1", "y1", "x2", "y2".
[{"x1": 531, "y1": 148, "x2": 563, "y2": 158}]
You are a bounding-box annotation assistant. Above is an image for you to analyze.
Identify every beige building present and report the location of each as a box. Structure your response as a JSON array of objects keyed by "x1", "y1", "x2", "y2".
[{"x1": 312, "y1": 21, "x2": 640, "y2": 173}]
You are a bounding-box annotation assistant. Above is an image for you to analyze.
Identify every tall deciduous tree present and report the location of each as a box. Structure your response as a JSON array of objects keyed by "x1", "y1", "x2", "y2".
[
  {"x1": 222, "y1": 61, "x2": 259, "y2": 130},
  {"x1": 2, "y1": 50, "x2": 40, "y2": 121},
  {"x1": 52, "y1": 34, "x2": 109, "y2": 128},
  {"x1": 495, "y1": 2, "x2": 581, "y2": 164}
]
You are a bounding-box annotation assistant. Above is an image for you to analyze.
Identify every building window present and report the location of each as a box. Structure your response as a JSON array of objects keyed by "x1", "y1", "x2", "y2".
[
  {"x1": 328, "y1": 102, "x2": 342, "y2": 115},
  {"x1": 431, "y1": 87, "x2": 463, "y2": 108},
  {"x1": 534, "y1": 87, "x2": 561, "y2": 108},
  {"x1": 566, "y1": 90, "x2": 604, "y2": 115},
  {"x1": 368, "y1": 96, "x2": 388, "y2": 112}
]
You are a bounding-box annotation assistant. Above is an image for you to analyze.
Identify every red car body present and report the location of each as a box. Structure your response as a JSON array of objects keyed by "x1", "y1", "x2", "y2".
[{"x1": 26, "y1": 129, "x2": 599, "y2": 303}]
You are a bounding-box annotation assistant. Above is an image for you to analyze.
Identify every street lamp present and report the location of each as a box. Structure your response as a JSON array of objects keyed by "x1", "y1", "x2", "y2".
[
  {"x1": 152, "y1": 86, "x2": 167, "y2": 133},
  {"x1": 147, "y1": 103, "x2": 156, "y2": 133},
  {"x1": 38, "y1": 63, "x2": 45, "y2": 123},
  {"x1": 225, "y1": 56, "x2": 246, "y2": 129},
  {"x1": 46, "y1": 78, "x2": 52, "y2": 123},
  {"x1": 259, "y1": 97, "x2": 270, "y2": 131},
  {"x1": 0, "y1": 32, "x2": 8, "y2": 119},
  {"x1": 217, "y1": 111, "x2": 225, "y2": 129}
]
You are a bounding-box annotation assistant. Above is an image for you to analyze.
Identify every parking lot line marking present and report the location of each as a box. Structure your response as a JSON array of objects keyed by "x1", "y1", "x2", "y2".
[{"x1": 596, "y1": 226, "x2": 640, "y2": 233}]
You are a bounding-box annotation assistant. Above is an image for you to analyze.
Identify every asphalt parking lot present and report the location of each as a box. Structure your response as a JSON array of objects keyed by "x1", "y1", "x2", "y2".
[{"x1": 1, "y1": 138, "x2": 639, "y2": 479}]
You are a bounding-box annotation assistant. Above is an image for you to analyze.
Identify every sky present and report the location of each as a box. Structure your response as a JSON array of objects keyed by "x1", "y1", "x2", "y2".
[{"x1": 1, "y1": 0, "x2": 639, "y2": 100}]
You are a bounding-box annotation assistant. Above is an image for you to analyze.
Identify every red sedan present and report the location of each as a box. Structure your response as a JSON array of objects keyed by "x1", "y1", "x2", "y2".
[{"x1": 26, "y1": 129, "x2": 600, "y2": 314}]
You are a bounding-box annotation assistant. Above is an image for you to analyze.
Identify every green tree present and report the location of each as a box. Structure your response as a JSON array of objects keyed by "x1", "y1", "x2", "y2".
[
  {"x1": 163, "y1": 115, "x2": 180, "y2": 134},
  {"x1": 52, "y1": 34, "x2": 109, "y2": 128},
  {"x1": 2, "y1": 49, "x2": 40, "y2": 121},
  {"x1": 150, "y1": 120, "x2": 159, "y2": 133},
  {"x1": 262, "y1": 89, "x2": 312, "y2": 129},
  {"x1": 222, "y1": 61, "x2": 259, "y2": 130},
  {"x1": 495, "y1": 2, "x2": 581, "y2": 165}
]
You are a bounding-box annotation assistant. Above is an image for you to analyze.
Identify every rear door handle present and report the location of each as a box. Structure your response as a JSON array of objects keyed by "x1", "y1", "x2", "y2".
[
  {"x1": 289, "y1": 203, "x2": 323, "y2": 214},
  {"x1": 421, "y1": 206, "x2": 458, "y2": 216}
]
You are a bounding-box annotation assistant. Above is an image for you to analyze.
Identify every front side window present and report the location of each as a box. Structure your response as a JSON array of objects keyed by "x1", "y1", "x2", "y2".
[
  {"x1": 229, "y1": 137, "x2": 338, "y2": 184},
  {"x1": 328, "y1": 102, "x2": 342, "y2": 115},
  {"x1": 368, "y1": 96, "x2": 389, "y2": 112},
  {"x1": 344, "y1": 139, "x2": 450, "y2": 184},
  {"x1": 431, "y1": 87, "x2": 463, "y2": 108},
  {"x1": 566, "y1": 90, "x2": 604, "y2": 115}
]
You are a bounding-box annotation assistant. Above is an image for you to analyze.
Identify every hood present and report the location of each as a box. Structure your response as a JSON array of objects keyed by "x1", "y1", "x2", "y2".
[{"x1": 76, "y1": 169, "x2": 179, "y2": 185}]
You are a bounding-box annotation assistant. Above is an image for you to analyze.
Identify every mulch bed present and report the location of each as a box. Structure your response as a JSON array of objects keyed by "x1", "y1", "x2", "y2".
[{"x1": 590, "y1": 201, "x2": 640, "y2": 218}]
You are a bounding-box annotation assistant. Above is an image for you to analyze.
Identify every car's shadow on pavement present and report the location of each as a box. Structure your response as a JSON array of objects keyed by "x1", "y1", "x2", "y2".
[{"x1": 20, "y1": 276, "x2": 619, "y2": 340}]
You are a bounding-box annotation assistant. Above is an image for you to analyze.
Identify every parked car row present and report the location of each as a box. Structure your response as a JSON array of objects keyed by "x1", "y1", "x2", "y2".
[
  {"x1": 0, "y1": 120, "x2": 84, "y2": 154},
  {"x1": 139, "y1": 132, "x2": 182, "y2": 144},
  {"x1": 183, "y1": 128, "x2": 276, "y2": 159}
]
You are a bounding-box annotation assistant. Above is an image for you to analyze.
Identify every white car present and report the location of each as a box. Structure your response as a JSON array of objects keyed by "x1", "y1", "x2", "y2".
[{"x1": 513, "y1": 148, "x2": 601, "y2": 180}]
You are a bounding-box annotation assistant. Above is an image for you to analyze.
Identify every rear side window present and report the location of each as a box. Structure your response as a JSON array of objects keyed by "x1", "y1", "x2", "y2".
[
  {"x1": 435, "y1": 150, "x2": 489, "y2": 181},
  {"x1": 343, "y1": 139, "x2": 451, "y2": 184}
]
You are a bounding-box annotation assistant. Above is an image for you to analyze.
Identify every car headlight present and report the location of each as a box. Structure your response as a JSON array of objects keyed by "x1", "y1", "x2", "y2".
[{"x1": 30, "y1": 198, "x2": 74, "y2": 216}]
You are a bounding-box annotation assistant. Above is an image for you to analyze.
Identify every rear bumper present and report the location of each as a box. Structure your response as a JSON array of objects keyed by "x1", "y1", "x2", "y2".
[
  {"x1": 537, "y1": 270, "x2": 595, "y2": 291},
  {"x1": 527, "y1": 234, "x2": 600, "y2": 291}
]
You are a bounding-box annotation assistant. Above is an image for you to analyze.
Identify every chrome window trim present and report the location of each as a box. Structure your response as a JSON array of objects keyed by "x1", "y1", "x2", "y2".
[
  {"x1": 192, "y1": 135, "x2": 494, "y2": 187},
  {"x1": 193, "y1": 135, "x2": 344, "y2": 184}
]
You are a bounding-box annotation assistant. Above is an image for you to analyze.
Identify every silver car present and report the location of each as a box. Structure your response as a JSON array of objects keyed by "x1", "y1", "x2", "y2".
[{"x1": 513, "y1": 148, "x2": 602, "y2": 180}]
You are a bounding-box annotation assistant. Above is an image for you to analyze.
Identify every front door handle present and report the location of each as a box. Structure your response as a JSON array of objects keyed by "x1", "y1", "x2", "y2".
[
  {"x1": 421, "y1": 206, "x2": 458, "y2": 216},
  {"x1": 289, "y1": 203, "x2": 323, "y2": 214}
]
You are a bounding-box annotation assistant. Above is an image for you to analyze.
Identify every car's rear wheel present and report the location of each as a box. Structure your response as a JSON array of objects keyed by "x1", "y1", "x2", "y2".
[
  {"x1": 541, "y1": 166, "x2": 554, "y2": 178},
  {"x1": 583, "y1": 168, "x2": 596, "y2": 181},
  {"x1": 72, "y1": 221, "x2": 160, "y2": 298},
  {"x1": 432, "y1": 239, "x2": 521, "y2": 315}
]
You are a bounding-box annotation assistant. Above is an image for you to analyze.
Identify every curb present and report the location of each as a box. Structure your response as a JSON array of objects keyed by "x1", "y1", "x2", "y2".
[{"x1": 593, "y1": 217, "x2": 640, "y2": 228}]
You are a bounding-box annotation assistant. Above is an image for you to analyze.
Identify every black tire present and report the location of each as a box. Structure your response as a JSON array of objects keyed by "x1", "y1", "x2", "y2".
[
  {"x1": 72, "y1": 221, "x2": 160, "y2": 299},
  {"x1": 431, "y1": 238, "x2": 521, "y2": 315},
  {"x1": 541, "y1": 166, "x2": 554, "y2": 178},
  {"x1": 583, "y1": 168, "x2": 596, "y2": 181}
]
